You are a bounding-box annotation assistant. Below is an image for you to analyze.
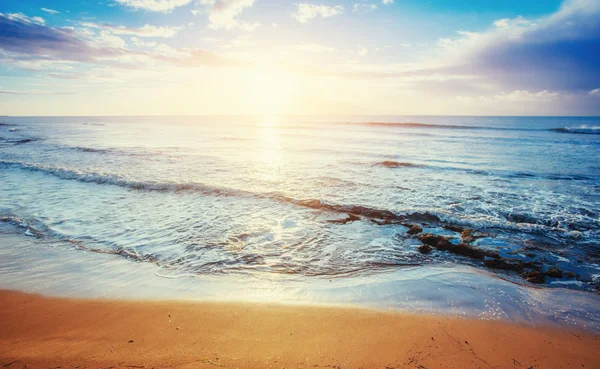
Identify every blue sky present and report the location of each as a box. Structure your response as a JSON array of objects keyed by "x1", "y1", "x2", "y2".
[{"x1": 0, "y1": 0, "x2": 598, "y2": 115}]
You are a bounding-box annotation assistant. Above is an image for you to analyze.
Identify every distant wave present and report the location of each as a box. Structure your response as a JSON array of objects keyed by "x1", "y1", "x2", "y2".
[
  {"x1": 549, "y1": 126, "x2": 600, "y2": 135},
  {"x1": 327, "y1": 121, "x2": 539, "y2": 132},
  {"x1": 317, "y1": 121, "x2": 600, "y2": 136},
  {"x1": 0, "y1": 138, "x2": 39, "y2": 145},
  {"x1": 12, "y1": 138, "x2": 38, "y2": 144},
  {"x1": 373, "y1": 161, "x2": 423, "y2": 168},
  {"x1": 363, "y1": 122, "x2": 482, "y2": 129},
  {"x1": 71, "y1": 146, "x2": 112, "y2": 154}
]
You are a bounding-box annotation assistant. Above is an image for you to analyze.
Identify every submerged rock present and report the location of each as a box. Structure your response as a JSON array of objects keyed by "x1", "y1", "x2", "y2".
[
  {"x1": 545, "y1": 266, "x2": 563, "y2": 278},
  {"x1": 328, "y1": 214, "x2": 361, "y2": 224},
  {"x1": 418, "y1": 244, "x2": 432, "y2": 254},
  {"x1": 565, "y1": 271, "x2": 578, "y2": 278},
  {"x1": 406, "y1": 224, "x2": 423, "y2": 235},
  {"x1": 484, "y1": 258, "x2": 522, "y2": 271},
  {"x1": 443, "y1": 225, "x2": 464, "y2": 233},
  {"x1": 522, "y1": 270, "x2": 546, "y2": 284}
]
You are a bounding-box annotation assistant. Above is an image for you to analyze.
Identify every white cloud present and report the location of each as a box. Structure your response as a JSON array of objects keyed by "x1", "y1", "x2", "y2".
[
  {"x1": 590, "y1": 88, "x2": 600, "y2": 96},
  {"x1": 352, "y1": 4, "x2": 377, "y2": 12},
  {"x1": 492, "y1": 16, "x2": 529, "y2": 29},
  {"x1": 130, "y1": 37, "x2": 157, "y2": 48},
  {"x1": 358, "y1": 47, "x2": 368, "y2": 56},
  {"x1": 292, "y1": 4, "x2": 344, "y2": 23},
  {"x1": 82, "y1": 22, "x2": 182, "y2": 38},
  {"x1": 382, "y1": 0, "x2": 393, "y2": 4},
  {"x1": 195, "y1": 0, "x2": 259, "y2": 31},
  {"x1": 3, "y1": 13, "x2": 45, "y2": 24},
  {"x1": 94, "y1": 30, "x2": 127, "y2": 48},
  {"x1": 41, "y1": 8, "x2": 60, "y2": 15},
  {"x1": 113, "y1": 0, "x2": 191, "y2": 12},
  {"x1": 427, "y1": 0, "x2": 600, "y2": 94},
  {"x1": 220, "y1": 35, "x2": 255, "y2": 48}
]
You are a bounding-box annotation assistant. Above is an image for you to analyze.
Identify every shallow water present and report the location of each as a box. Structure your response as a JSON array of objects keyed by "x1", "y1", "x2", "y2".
[{"x1": 0, "y1": 115, "x2": 599, "y2": 327}]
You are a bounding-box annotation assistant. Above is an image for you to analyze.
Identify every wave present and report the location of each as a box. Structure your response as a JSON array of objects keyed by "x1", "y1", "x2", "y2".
[
  {"x1": 307, "y1": 121, "x2": 600, "y2": 136},
  {"x1": 71, "y1": 146, "x2": 112, "y2": 154},
  {"x1": 326, "y1": 121, "x2": 541, "y2": 132},
  {"x1": 0, "y1": 214, "x2": 161, "y2": 265},
  {"x1": 0, "y1": 160, "x2": 444, "y2": 225},
  {"x1": 3, "y1": 159, "x2": 596, "y2": 238},
  {"x1": 363, "y1": 122, "x2": 484, "y2": 129},
  {"x1": 12, "y1": 138, "x2": 38, "y2": 144},
  {"x1": 373, "y1": 161, "x2": 423, "y2": 168},
  {"x1": 0, "y1": 138, "x2": 39, "y2": 145},
  {"x1": 549, "y1": 126, "x2": 600, "y2": 135}
]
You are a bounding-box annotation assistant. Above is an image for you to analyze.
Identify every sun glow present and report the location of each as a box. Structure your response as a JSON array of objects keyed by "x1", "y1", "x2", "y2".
[
  {"x1": 249, "y1": 68, "x2": 296, "y2": 116},
  {"x1": 263, "y1": 114, "x2": 278, "y2": 127}
]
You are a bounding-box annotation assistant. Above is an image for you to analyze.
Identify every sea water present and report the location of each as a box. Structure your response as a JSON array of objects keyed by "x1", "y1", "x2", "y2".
[{"x1": 0, "y1": 116, "x2": 599, "y2": 329}]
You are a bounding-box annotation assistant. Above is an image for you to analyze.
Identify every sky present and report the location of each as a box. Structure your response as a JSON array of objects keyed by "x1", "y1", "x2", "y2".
[{"x1": 0, "y1": 0, "x2": 599, "y2": 116}]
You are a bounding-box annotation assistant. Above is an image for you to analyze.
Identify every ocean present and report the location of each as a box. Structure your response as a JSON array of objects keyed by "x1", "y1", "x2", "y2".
[{"x1": 1, "y1": 115, "x2": 599, "y2": 328}]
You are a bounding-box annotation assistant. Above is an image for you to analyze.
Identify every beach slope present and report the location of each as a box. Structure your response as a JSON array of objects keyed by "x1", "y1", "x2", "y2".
[{"x1": 0, "y1": 290, "x2": 598, "y2": 369}]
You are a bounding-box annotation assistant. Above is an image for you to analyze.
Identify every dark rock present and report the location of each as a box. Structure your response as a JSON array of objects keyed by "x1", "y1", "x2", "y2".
[
  {"x1": 460, "y1": 229, "x2": 489, "y2": 243},
  {"x1": 417, "y1": 233, "x2": 497, "y2": 260},
  {"x1": 565, "y1": 271, "x2": 578, "y2": 278},
  {"x1": 418, "y1": 244, "x2": 432, "y2": 254},
  {"x1": 443, "y1": 225, "x2": 464, "y2": 233},
  {"x1": 419, "y1": 233, "x2": 451, "y2": 248},
  {"x1": 484, "y1": 258, "x2": 523, "y2": 271},
  {"x1": 522, "y1": 270, "x2": 546, "y2": 284},
  {"x1": 545, "y1": 267, "x2": 563, "y2": 278},
  {"x1": 407, "y1": 224, "x2": 423, "y2": 235},
  {"x1": 461, "y1": 229, "x2": 474, "y2": 243}
]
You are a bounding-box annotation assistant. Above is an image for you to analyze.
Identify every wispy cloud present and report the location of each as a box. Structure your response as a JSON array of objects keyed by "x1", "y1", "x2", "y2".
[
  {"x1": 40, "y1": 8, "x2": 60, "y2": 15},
  {"x1": 456, "y1": 90, "x2": 560, "y2": 104},
  {"x1": 293, "y1": 43, "x2": 335, "y2": 53},
  {"x1": 352, "y1": 4, "x2": 377, "y2": 12},
  {"x1": 2, "y1": 12, "x2": 45, "y2": 25},
  {"x1": 81, "y1": 22, "x2": 182, "y2": 38},
  {"x1": 113, "y1": 0, "x2": 191, "y2": 12},
  {"x1": 292, "y1": 4, "x2": 344, "y2": 23}
]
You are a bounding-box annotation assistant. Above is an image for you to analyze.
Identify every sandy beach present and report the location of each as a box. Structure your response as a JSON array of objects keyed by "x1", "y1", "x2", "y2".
[{"x1": 0, "y1": 290, "x2": 598, "y2": 369}]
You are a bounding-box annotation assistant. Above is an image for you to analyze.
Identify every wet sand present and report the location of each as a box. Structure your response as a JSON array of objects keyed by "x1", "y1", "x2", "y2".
[{"x1": 0, "y1": 290, "x2": 598, "y2": 369}]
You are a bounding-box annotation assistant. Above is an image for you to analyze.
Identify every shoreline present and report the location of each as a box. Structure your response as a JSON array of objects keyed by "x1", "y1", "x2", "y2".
[
  {"x1": 1, "y1": 290, "x2": 599, "y2": 369},
  {"x1": 2, "y1": 221, "x2": 600, "y2": 333}
]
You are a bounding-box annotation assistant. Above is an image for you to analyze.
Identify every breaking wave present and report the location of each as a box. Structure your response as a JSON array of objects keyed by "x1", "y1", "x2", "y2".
[
  {"x1": 2, "y1": 159, "x2": 597, "y2": 236},
  {"x1": 549, "y1": 126, "x2": 600, "y2": 135}
]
